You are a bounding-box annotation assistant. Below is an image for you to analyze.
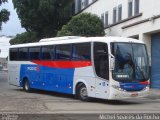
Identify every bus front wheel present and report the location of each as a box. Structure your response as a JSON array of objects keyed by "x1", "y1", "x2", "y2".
[
  {"x1": 77, "y1": 84, "x2": 90, "y2": 101},
  {"x1": 23, "y1": 79, "x2": 32, "y2": 92}
]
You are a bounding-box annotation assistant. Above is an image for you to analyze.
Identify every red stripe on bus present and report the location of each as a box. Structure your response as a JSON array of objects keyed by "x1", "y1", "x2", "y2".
[
  {"x1": 32, "y1": 60, "x2": 92, "y2": 68},
  {"x1": 140, "y1": 81, "x2": 150, "y2": 85}
]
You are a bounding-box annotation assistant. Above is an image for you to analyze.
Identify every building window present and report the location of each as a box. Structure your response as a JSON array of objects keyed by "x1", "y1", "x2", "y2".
[
  {"x1": 128, "y1": 0, "x2": 133, "y2": 17},
  {"x1": 78, "y1": 0, "x2": 82, "y2": 11},
  {"x1": 105, "y1": 12, "x2": 109, "y2": 27},
  {"x1": 134, "y1": 0, "x2": 139, "y2": 15},
  {"x1": 118, "y1": 5, "x2": 122, "y2": 21},
  {"x1": 81, "y1": 0, "x2": 88, "y2": 9},
  {"x1": 84, "y1": 0, "x2": 89, "y2": 7},
  {"x1": 113, "y1": 7, "x2": 117, "y2": 24},
  {"x1": 101, "y1": 13, "x2": 105, "y2": 26}
]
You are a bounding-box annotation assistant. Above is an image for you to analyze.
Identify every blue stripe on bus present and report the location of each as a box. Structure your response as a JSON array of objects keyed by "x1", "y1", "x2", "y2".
[
  {"x1": 20, "y1": 64, "x2": 75, "y2": 94},
  {"x1": 120, "y1": 82, "x2": 147, "y2": 91}
]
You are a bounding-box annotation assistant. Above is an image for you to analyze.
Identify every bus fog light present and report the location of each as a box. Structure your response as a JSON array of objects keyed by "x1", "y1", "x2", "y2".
[{"x1": 145, "y1": 85, "x2": 150, "y2": 89}]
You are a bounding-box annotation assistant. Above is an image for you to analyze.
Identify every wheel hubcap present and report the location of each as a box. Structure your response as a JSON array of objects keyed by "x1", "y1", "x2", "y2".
[
  {"x1": 80, "y1": 87, "x2": 87, "y2": 98},
  {"x1": 25, "y1": 81, "x2": 29, "y2": 90}
]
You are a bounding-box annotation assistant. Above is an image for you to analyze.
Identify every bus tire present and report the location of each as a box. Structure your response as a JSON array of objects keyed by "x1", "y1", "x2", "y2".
[
  {"x1": 77, "y1": 84, "x2": 90, "y2": 101},
  {"x1": 23, "y1": 79, "x2": 32, "y2": 92}
]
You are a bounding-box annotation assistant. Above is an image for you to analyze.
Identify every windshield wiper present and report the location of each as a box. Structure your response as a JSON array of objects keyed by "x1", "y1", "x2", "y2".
[{"x1": 134, "y1": 59, "x2": 146, "y2": 80}]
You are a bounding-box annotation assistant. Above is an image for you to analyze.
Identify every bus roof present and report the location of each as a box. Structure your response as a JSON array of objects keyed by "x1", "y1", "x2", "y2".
[{"x1": 10, "y1": 36, "x2": 144, "y2": 48}]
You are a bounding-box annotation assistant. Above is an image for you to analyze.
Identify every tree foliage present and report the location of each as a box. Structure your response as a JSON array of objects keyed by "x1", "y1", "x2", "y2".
[
  {"x1": 12, "y1": 0, "x2": 73, "y2": 38},
  {"x1": 0, "y1": 0, "x2": 7, "y2": 5},
  {"x1": 0, "y1": 0, "x2": 10, "y2": 30},
  {"x1": 57, "y1": 13, "x2": 105, "y2": 37},
  {"x1": 10, "y1": 32, "x2": 38, "y2": 45}
]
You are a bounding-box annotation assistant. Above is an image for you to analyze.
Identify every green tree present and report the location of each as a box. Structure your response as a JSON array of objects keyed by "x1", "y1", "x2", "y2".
[
  {"x1": 10, "y1": 32, "x2": 38, "y2": 45},
  {"x1": 57, "y1": 13, "x2": 105, "y2": 37},
  {"x1": 0, "y1": 0, "x2": 10, "y2": 30},
  {"x1": 12, "y1": 0, "x2": 73, "y2": 38}
]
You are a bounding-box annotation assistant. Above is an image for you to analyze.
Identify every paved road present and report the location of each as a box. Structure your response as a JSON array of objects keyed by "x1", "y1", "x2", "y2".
[{"x1": 0, "y1": 71, "x2": 160, "y2": 119}]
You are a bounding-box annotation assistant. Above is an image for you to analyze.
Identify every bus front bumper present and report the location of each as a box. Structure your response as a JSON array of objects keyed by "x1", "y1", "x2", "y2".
[{"x1": 108, "y1": 86, "x2": 149, "y2": 100}]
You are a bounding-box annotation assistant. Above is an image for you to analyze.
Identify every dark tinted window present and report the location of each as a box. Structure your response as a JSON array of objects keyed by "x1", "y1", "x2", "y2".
[
  {"x1": 134, "y1": 0, "x2": 139, "y2": 15},
  {"x1": 10, "y1": 48, "x2": 18, "y2": 61},
  {"x1": 72, "y1": 43, "x2": 91, "y2": 60},
  {"x1": 118, "y1": 5, "x2": 122, "y2": 21},
  {"x1": 113, "y1": 7, "x2": 117, "y2": 23},
  {"x1": 19, "y1": 48, "x2": 28, "y2": 60},
  {"x1": 111, "y1": 43, "x2": 149, "y2": 82},
  {"x1": 77, "y1": 0, "x2": 81, "y2": 12},
  {"x1": 128, "y1": 1, "x2": 133, "y2": 17},
  {"x1": 105, "y1": 12, "x2": 108, "y2": 27},
  {"x1": 56, "y1": 44, "x2": 71, "y2": 60},
  {"x1": 94, "y1": 42, "x2": 109, "y2": 80},
  {"x1": 29, "y1": 47, "x2": 40, "y2": 60},
  {"x1": 101, "y1": 13, "x2": 104, "y2": 26},
  {"x1": 85, "y1": 0, "x2": 89, "y2": 7},
  {"x1": 41, "y1": 46, "x2": 54, "y2": 60}
]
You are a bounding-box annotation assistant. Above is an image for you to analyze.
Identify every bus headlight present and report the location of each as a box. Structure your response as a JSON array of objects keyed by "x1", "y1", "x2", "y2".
[{"x1": 112, "y1": 85, "x2": 124, "y2": 91}]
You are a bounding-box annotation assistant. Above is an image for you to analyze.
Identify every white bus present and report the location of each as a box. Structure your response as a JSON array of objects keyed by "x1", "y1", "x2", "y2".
[{"x1": 8, "y1": 36, "x2": 150, "y2": 101}]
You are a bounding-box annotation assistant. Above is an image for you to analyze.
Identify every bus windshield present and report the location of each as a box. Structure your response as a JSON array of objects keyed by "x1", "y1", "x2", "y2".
[{"x1": 111, "y1": 43, "x2": 149, "y2": 82}]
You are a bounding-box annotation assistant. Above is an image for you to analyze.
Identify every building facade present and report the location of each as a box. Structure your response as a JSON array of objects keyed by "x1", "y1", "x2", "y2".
[
  {"x1": 0, "y1": 36, "x2": 11, "y2": 70},
  {"x1": 75, "y1": 0, "x2": 160, "y2": 89}
]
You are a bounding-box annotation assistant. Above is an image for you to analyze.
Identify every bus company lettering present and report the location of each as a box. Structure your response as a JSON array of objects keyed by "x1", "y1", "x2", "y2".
[{"x1": 27, "y1": 66, "x2": 40, "y2": 71}]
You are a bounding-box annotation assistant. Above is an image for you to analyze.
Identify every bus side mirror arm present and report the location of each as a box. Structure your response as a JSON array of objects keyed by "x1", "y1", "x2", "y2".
[{"x1": 109, "y1": 53, "x2": 115, "y2": 70}]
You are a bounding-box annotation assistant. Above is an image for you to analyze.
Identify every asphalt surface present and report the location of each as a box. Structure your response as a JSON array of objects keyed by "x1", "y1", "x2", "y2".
[{"x1": 0, "y1": 71, "x2": 160, "y2": 120}]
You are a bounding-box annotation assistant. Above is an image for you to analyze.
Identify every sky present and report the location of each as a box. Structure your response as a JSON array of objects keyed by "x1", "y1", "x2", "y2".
[
  {"x1": 0, "y1": 0, "x2": 25, "y2": 36},
  {"x1": 0, "y1": 0, "x2": 24, "y2": 58}
]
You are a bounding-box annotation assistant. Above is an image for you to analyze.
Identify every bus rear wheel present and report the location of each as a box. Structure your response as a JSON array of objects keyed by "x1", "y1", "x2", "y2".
[
  {"x1": 23, "y1": 79, "x2": 32, "y2": 92},
  {"x1": 77, "y1": 84, "x2": 90, "y2": 101}
]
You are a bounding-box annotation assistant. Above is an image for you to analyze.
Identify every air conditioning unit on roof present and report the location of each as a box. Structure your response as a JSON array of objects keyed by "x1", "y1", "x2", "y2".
[{"x1": 39, "y1": 36, "x2": 82, "y2": 42}]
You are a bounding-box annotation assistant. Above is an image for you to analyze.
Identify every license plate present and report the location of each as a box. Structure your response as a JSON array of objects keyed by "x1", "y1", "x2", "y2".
[{"x1": 131, "y1": 93, "x2": 138, "y2": 97}]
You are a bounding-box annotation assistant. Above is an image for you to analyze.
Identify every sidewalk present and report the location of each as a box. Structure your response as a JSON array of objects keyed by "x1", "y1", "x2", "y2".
[{"x1": 147, "y1": 89, "x2": 160, "y2": 99}]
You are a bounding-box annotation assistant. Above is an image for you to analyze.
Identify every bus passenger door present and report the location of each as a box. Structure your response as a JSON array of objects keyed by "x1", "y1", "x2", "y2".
[{"x1": 93, "y1": 42, "x2": 110, "y2": 99}]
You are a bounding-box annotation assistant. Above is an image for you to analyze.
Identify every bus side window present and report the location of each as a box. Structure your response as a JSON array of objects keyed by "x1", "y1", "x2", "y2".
[
  {"x1": 72, "y1": 43, "x2": 91, "y2": 60},
  {"x1": 29, "y1": 47, "x2": 41, "y2": 60},
  {"x1": 55, "y1": 44, "x2": 71, "y2": 60},
  {"x1": 94, "y1": 42, "x2": 109, "y2": 80},
  {"x1": 19, "y1": 48, "x2": 28, "y2": 61},
  {"x1": 41, "y1": 46, "x2": 54, "y2": 60},
  {"x1": 10, "y1": 48, "x2": 18, "y2": 61}
]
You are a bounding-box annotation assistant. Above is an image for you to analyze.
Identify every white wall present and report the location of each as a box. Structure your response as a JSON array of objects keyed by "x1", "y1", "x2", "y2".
[
  {"x1": 80, "y1": 0, "x2": 160, "y2": 57},
  {"x1": 80, "y1": 0, "x2": 160, "y2": 36},
  {"x1": 0, "y1": 36, "x2": 11, "y2": 58}
]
